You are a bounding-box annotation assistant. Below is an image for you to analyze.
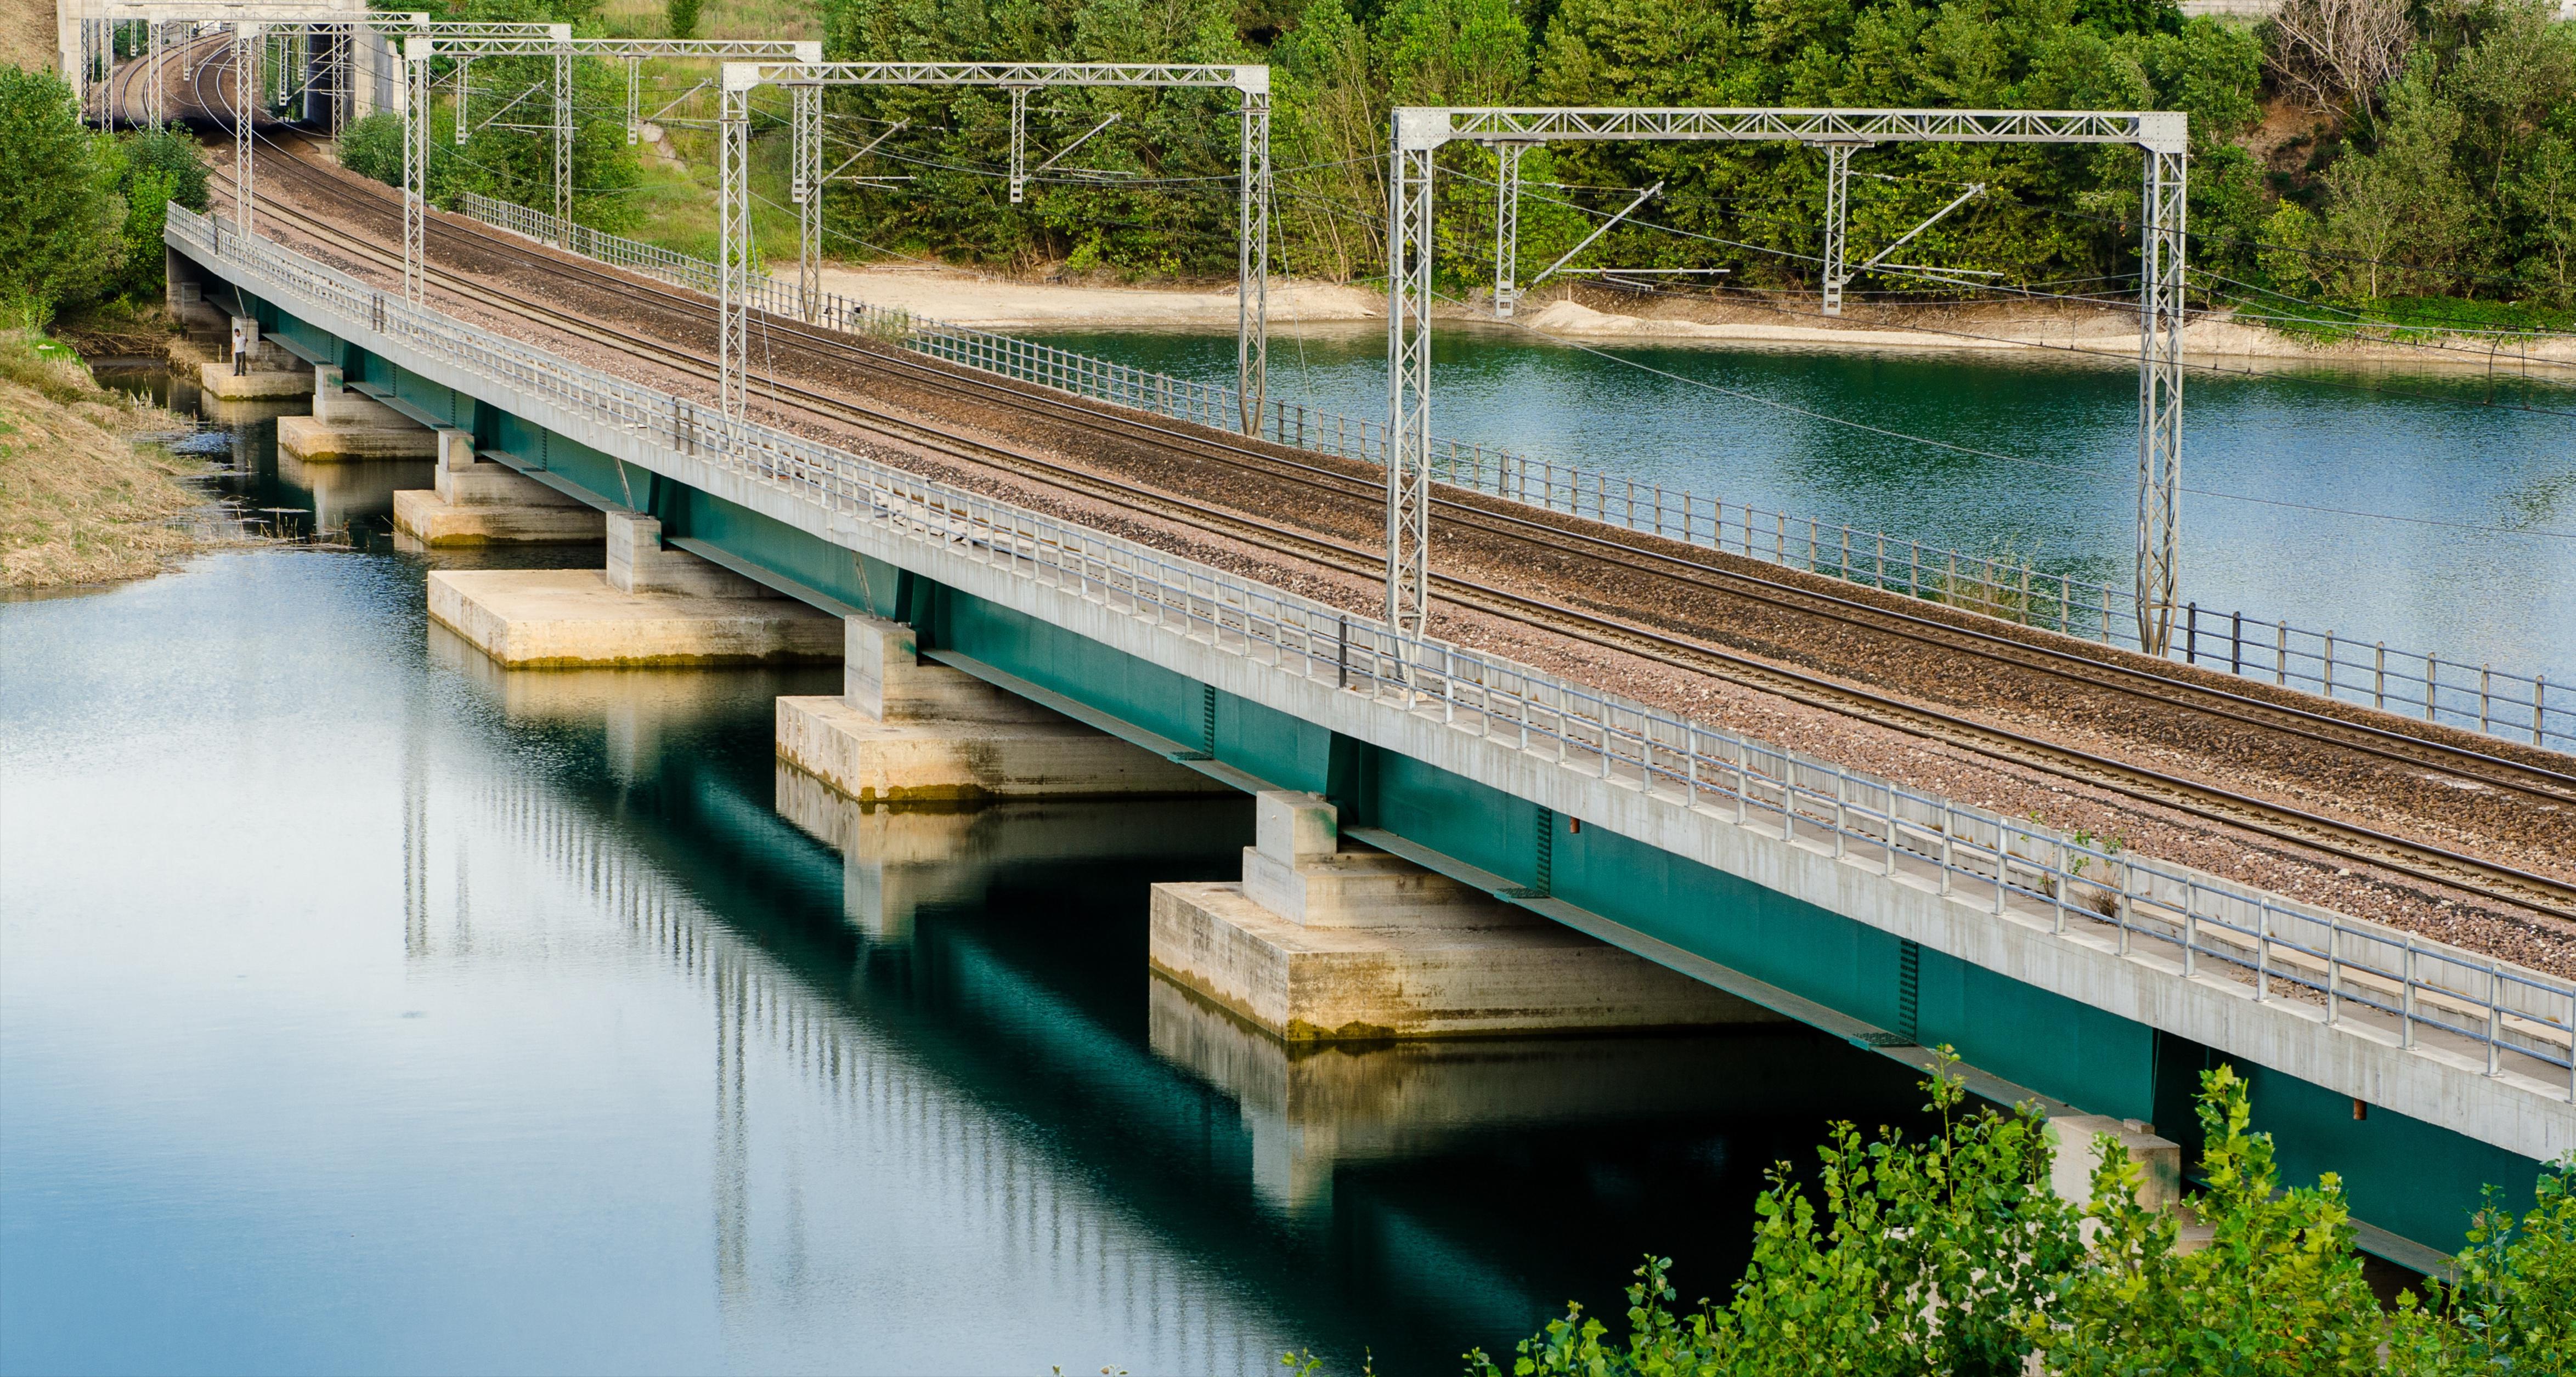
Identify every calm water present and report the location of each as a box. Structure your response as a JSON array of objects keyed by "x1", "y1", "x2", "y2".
[
  {"x1": 0, "y1": 416, "x2": 1936, "y2": 1374},
  {"x1": 1028, "y1": 326, "x2": 2576, "y2": 679}
]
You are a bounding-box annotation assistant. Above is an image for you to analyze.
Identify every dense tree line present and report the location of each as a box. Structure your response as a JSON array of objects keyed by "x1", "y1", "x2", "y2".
[
  {"x1": 810, "y1": 0, "x2": 2576, "y2": 313},
  {"x1": 0, "y1": 68, "x2": 211, "y2": 327}
]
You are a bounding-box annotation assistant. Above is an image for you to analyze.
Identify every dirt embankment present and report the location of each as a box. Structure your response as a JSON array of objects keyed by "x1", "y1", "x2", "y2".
[
  {"x1": 2, "y1": 2, "x2": 56, "y2": 74},
  {"x1": 0, "y1": 332, "x2": 224, "y2": 591}
]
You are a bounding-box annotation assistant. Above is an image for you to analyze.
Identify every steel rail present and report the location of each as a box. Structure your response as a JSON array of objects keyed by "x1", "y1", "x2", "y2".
[{"x1": 225, "y1": 152, "x2": 2576, "y2": 923}]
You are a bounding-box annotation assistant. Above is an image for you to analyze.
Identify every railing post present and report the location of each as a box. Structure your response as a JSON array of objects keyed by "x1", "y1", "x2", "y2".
[
  {"x1": 2325, "y1": 925, "x2": 2338, "y2": 1024},
  {"x1": 2400, "y1": 940, "x2": 2416, "y2": 1049},
  {"x1": 2487, "y1": 959, "x2": 2504, "y2": 1076},
  {"x1": 2255, "y1": 905, "x2": 2270, "y2": 1002},
  {"x1": 2182, "y1": 891, "x2": 2196, "y2": 977}
]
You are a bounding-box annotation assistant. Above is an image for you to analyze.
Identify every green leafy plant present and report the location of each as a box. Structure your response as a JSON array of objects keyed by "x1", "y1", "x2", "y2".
[{"x1": 1427, "y1": 1059, "x2": 2572, "y2": 1377}]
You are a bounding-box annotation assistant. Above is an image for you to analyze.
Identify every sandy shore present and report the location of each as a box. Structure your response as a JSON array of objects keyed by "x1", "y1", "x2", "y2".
[
  {"x1": 811, "y1": 263, "x2": 1380, "y2": 329},
  {"x1": 808, "y1": 262, "x2": 2576, "y2": 372}
]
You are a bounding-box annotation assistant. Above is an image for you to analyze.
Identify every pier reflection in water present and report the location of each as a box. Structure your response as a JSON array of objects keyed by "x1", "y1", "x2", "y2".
[{"x1": 2, "y1": 552, "x2": 1935, "y2": 1375}]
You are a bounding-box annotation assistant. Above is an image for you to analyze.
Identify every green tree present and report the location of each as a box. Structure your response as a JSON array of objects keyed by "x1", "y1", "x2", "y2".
[
  {"x1": 1273, "y1": 0, "x2": 1387, "y2": 280},
  {"x1": 0, "y1": 68, "x2": 126, "y2": 327},
  {"x1": 2031, "y1": 1066, "x2": 2399, "y2": 1375},
  {"x1": 667, "y1": 0, "x2": 702, "y2": 39},
  {"x1": 2319, "y1": 63, "x2": 2476, "y2": 297},
  {"x1": 2507, "y1": 132, "x2": 2576, "y2": 304},
  {"x1": 1471, "y1": 1051, "x2": 2083, "y2": 1377},
  {"x1": 2420, "y1": 1162, "x2": 2576, "y2": 1372},
  {"x1": 1461, "y1": 1062, "x2": 2576, "y2": 1377}
]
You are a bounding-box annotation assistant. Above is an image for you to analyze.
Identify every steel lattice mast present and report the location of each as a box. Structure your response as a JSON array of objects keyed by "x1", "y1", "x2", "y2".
[
  {"x1": 1394, "y1": 105, "x2": 2190, "y2": 655},
  {"x1": 720, "y1": 60, "x2": 1272, "y2": 430}
]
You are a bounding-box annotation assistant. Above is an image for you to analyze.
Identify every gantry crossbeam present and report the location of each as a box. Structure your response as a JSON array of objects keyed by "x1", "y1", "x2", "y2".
[{"x1": 1414, "y1": 106, "x2": 2185, "y2": 150}]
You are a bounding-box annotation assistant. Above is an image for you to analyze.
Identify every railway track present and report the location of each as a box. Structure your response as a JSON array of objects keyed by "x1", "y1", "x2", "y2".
[{"x1": 204, "y1": 134, "x2": 2576, "y2": 926}]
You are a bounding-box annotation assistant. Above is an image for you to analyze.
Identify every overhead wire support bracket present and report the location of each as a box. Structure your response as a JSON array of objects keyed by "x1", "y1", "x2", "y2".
[
  {"x1": 1840, "y1": 180, "x2": 1987, "y2": 297},
  {"x1": 823, "y1": 119, "x2": 909, "y2": 182},
  {"x1": 1524, "y1": 179, "x2": 1663, "y2": 293},
  {"x1": 1393, "y1": 105, "x2": 2190, "y2": 655},
  {"x1": 1032, "y1": 112, "x2": 1119, "y2": 176}
]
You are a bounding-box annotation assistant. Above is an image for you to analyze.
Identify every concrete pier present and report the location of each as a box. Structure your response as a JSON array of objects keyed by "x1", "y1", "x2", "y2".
[
  {"x1": 427, "y1": 512, "x2": 843, "y2": 667},
  {"x1": 775, "y1": 614, "x2": 1229, "y2": 803},
  {"x1": 393, "y1": 430, "x2": 608, "y2": 546},
  {"x1": 1150, "y1": 791, "x2": 1772, "y2": 1042},
  {"x1": 277, "y1": 366, "x2": 438, "y2": 460}
]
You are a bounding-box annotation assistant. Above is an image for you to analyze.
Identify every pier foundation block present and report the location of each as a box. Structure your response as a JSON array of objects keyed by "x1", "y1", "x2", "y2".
[
  {"x1": 775, "y1": 614, "x2": 1228, "y2": 803},
  {"x1": 197, "y1": 319, "x2": 309, "y2": 399},
  {"x1": 1150, "y1": 791, "x2": 1773, "y2": 1042},
  {"x1": 277, "y1": 366, "x2": 437, "y2": 460},
  {"x1": 425, "y1": 513, "x2": 841, "y2": 667},
  {"x1": 393, "y1": 429, "x2": 607, "y2": 546}
]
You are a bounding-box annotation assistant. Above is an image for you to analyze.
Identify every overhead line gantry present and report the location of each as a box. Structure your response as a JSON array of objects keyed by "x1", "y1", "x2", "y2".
[{"x1": 1391, "y1": 105, "x2": 2189, "y2": 655}]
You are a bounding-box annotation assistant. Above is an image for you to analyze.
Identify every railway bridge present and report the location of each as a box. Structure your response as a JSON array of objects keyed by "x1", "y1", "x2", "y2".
[{"x1": 128, "y1": 37, "x2": 2576, "y2": 1268}]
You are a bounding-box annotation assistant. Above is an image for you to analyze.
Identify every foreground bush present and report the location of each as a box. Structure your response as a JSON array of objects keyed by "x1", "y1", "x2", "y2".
[{"x1": 1463, "y1": 1058, "x2": 2574, "y2": 1377}]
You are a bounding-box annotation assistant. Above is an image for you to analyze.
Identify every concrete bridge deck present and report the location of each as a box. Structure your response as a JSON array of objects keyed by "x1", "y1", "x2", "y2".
[{"x1": 165, "y1": 160, "x2": 2575, "y2": 1265}]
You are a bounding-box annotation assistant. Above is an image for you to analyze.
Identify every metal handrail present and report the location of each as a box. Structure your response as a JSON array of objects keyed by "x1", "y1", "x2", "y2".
[
  {"x1": 180, "y1": 200, "x2": 2576, "y2": 1102},
  {"x1": 453, "y1": 192, "x2": 2573, "y2": 754}
]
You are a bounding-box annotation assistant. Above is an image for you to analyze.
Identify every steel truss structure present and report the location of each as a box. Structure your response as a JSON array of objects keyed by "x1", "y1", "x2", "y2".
[
  {"x1": 86, "y1": 8, "x2": 814, "y2": 304},
  {"x1": 717, "y1": 61, "x2": 1272, "y2": 430},
  {"x1": 1395, "y1": 105, "x2": 2190, "y2": 654},
  {"x1": 80, "y1": 5, "x2": 420, "y2": 274},
  {"x1": 81, "y1": 3, "x2": 408, "y2": 130}
]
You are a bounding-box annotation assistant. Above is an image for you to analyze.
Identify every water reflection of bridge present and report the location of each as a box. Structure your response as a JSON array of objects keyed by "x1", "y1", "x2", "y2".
[{"x1": 400, "y1": 653, "x2": 1930, "y2": 1371}]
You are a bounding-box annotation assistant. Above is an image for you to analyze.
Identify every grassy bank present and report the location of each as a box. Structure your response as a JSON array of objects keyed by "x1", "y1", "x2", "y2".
[{"x1": 0, "y1": 331, "x2": 223, "y2": 591}]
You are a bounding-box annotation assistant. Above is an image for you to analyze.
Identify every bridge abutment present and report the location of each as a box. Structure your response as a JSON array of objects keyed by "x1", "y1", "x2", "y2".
[
  {"x1": 775, "y1": 614, "x2": 1226, "y2": 803},
  {"x1": 1150, "y1": 791, "x2": 1776, "y2": 1042}
]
